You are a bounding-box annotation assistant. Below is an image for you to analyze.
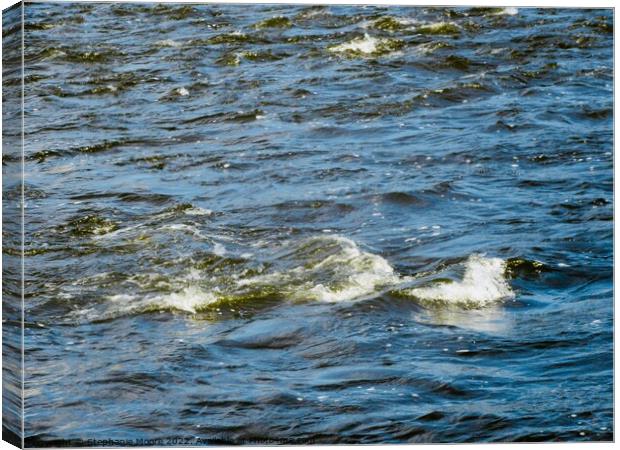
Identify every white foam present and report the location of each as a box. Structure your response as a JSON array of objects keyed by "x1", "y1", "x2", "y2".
[
  {"x1": 91, "y1": 223, "x2": 117, "y2": 235},
  {"x1": 155, "y1": 286, "x2": 217, "y2": 313},
  {"x1": 155, "y1": 39, "x2": 182, "y2": 47},
  {"x1": 184, "y1": 206, "x2": 212, "y2": 216},
  {"x1": 95, "y1": 223, "x2": 143, "y2": 239},
  {"x1": 329, "y1": 33, "x2": 388, "y2": 55},
  {"x1": 303, "y1": 236, "x2": 400, "y2": 302},
  {"x1": 106, "y1": 285, "x2": 218, "y2": 315},
  {"x1": 237, "y1": 235, "x2": 401, "y2": 303},
  {"x1": 405, "y1": 254, "x2": 514, "y2": 307},
  {"x1": 213, "y1": 242, "x2": 227, "y2": 256},
  {"x1": 498, "y1": 7, "x2": 518, "y2": 15},
  {"x1": 160, "y1": 223, "x2": 206, "y2": 239},
  {"x1": 361, "y1": 17, "x2": 417, "y2": 29}
]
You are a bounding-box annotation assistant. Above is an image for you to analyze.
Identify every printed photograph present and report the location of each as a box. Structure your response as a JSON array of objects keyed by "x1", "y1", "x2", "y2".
[{"x1": 2, "y1": 1, "x2": 613, "y2": 446}]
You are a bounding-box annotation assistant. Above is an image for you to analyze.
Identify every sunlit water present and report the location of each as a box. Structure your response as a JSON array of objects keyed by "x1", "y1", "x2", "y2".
[{"x1": 2, "y1": 3, "x2": 613, "y2": 444}]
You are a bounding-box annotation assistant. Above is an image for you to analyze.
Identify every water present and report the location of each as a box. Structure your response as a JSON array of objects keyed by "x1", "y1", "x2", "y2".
[{"x1": 2, "y1": 3, "x2": 613, "y2": 444}]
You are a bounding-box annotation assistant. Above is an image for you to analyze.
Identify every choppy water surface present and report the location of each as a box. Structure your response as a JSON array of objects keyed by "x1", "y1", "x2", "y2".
[{"x1": 5, "y1": 3, "x2": 614, "y2": 444}]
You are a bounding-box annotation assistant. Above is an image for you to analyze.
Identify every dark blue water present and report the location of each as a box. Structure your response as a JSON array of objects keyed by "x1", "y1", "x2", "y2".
[{"x1": 2, "y1": 3, "x2": 613, "y2": 444}]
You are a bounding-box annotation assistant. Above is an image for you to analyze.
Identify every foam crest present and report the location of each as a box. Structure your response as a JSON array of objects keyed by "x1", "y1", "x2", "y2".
[
  {"x1": 101, "y1": 286, "x2": 218, "y2": 318},
  {"x1": 328, "y1": 34, "x2": 404, "y2": 56},
  {"x1": 239, "y1": 236, "x2": 400, "y2": 303},
  {"x1": 148, "y1": 286, "x2": 218, "y2": 313},
  {"x1": 498, "y1": 7, "x2": 518, "y2": 15},
  {"x1": 293, "y1": 236, "x2": 399, "y2": 302},
  {"x1": 330, "y1": 33, "x2": 380, "y2": 54},
  {"x1": 403, "y1": 254, "x2": 514, "y2": 308}
]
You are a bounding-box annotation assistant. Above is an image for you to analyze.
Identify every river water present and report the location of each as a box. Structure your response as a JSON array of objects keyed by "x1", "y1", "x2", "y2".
[{"x1": 2, "y1": 2, "x2": 613, "y2": 444}]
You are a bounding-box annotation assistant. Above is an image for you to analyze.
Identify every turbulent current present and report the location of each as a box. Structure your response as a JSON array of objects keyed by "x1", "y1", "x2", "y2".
[
  {"x1": 70, "y1": 235, "x2": 515, "y2": 321},
  {"x1": 2, "y1": 3, "x2": 613, "y2": 444}
]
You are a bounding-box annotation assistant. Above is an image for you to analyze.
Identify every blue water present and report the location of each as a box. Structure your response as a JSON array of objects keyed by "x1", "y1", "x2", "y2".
[{"x1": 2, "y1": 3, "x2": 613, "y2": 444}]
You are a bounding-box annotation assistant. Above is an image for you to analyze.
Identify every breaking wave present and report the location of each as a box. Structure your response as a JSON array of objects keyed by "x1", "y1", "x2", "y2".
[
  {"x1": 400, "y1": 254, "x2": 514, "y2": 308},
  {"x1": 238, "y1": 235, "x2": 401, "y2": 303},
  {"x1": 328, "y1": 33, "x2": 404, "y2": 57},
  {"x1": 68, "y1": 235, "x2": 515, "y2": 321}
]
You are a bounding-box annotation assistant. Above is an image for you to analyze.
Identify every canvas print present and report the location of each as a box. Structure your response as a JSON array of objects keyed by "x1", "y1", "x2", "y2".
[{"x1": 2, "y1": 1, "x2": 613, "y2": 446}]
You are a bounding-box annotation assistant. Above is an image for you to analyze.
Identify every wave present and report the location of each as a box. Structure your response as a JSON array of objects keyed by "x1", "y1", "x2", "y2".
[
  {"x1": 237, "y1": 235, "x2": 401, "y2": 303},
  {"x1": 467, "y1": 7, "x2": 518, "y2": 16},
  {"x1": 328, "y1": 33, "x2": 404, "y2": 57},
  {"x1": 500, "y1": 7, "x2": 519, "y2": 16},
  {"x1": 68, "y1": 235, "x2": 515, "y2": 321},
  {"x1": 110, "y1": 286, "x2": 218, "y2": 315},
  {"x1": 400, "y1": 254, "x2": 514, "y2": 308},
  {"x1": 415, "y1": 21, "x2": 460, "y2": 35}
]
